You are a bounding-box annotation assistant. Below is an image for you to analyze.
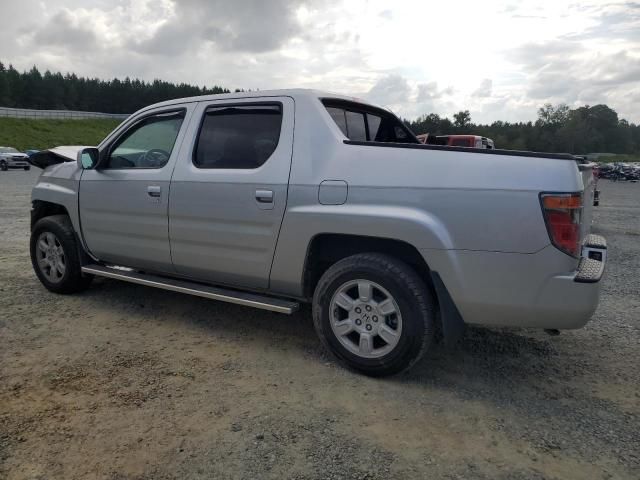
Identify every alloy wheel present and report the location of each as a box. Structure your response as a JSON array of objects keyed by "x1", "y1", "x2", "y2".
[{"x1": 329, "y1": 279, "x2": 403, "y2": 359}]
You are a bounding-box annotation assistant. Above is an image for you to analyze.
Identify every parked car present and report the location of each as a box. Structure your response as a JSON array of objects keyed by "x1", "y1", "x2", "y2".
[
  {"x1": 597, "y1": 162, "x2": 640, "y2": 182},
  {"x1": 416, "y1": 134, "x2": 495, "y2": 149},
  {"x1": 28, "y1": 89, "x2": 606, "y2": 376},
  {"x1": 0, "y1": 147, "x2": 31, "y2": 171}
]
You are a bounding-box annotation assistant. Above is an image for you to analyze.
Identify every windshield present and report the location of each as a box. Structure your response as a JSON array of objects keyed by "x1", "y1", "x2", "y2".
[{"x1": 0, "y1": 147, "x2": 19, "y2": 153}]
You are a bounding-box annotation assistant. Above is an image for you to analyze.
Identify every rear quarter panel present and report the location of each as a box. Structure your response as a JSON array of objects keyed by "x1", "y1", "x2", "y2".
[{"x1": 270, "y1": 95, "x2": 584, "y2": 296}]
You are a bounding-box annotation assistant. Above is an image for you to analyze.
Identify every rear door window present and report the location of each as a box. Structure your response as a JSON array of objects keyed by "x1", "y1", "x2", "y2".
[{"x1": 194, "y1": 104, "x2": 282, "y2": 169}]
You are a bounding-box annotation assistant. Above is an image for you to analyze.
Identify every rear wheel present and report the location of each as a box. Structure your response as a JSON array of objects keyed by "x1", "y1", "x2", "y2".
[
  {"x1": 312, "y1": 253, "x2": 435, "y2": 376},
  {"x1": 30, "y1": 215, "x2": 93, "y2": 294}
]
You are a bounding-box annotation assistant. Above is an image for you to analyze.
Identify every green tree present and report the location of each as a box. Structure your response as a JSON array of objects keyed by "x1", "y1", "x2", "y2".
[
  {"x1": 453, "y1": 110, "x2": 471, "y2": 129},
  {"x1": 0, "y1": 62, "x2": 7, "y2": 105},
  {"x1": 0, "y1": 59, "x2": 231, "y2": 113},
  {"x1": 537, "y1": 103, "x2": 570, "y2": 126}
]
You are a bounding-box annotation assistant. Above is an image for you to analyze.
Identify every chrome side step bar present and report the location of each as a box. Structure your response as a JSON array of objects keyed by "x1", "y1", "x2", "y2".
[{"x1": 81, "y1": 265, "x2": 300, "y2": 314}]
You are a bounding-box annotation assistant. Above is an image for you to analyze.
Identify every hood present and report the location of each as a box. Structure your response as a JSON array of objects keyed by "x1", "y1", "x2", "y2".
[{"x1": 28, "y1": 146, "x2": 90, "y2": 169}]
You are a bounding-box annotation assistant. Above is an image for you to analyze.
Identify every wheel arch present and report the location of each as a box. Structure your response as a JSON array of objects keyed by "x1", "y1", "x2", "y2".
[
  {"x1": 31, "y1": 201, "x2": 94, "y2": 265},
  {"x1": 31, "y1": 200, "x2": 70, "y2": 229},
  {"x1": 301, "y1": 233, "x2": 465, "y2": 346},
  {"x1": 30, "y1": 213, "x2": 94, "y2": 293},
  {"x1": 302, "y1": 233, "x2": 431, "y2": 299}
]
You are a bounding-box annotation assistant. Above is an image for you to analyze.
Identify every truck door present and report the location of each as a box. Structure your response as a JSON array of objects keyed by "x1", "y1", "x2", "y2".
[
  {"x1": 79, "y1": 106, "x2": 193, "y2": 273},
  {"x1": 169, "y1": 97, "x2": 294, "y2": 289}
]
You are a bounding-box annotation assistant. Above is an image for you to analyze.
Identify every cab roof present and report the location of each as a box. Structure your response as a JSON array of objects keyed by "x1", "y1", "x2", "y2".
[{"x1": 138, "y1": 88, "x2": 379, "y2": 113}]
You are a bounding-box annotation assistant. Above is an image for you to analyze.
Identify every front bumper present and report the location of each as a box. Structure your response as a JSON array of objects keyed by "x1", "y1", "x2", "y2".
[{"x1": 8, "y1": 161, "x2": 30, "y2": 168}]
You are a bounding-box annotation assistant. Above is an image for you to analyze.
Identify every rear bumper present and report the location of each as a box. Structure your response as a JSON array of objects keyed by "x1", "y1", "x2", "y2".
[
  {"x1": 421, "y1": 235, "x2": 607, "y2": 330},
  {"x1": 574, "y1": 258, "x2": 605, "y2": 283},
  {"x1": 534, "y1": 235, "x2": 606, "y2": 329}
]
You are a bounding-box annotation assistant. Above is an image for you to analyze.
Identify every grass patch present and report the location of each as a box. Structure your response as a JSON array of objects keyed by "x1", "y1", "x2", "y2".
[{"x1": 0, "y1": 118, "x2": 122, "y2": 151}]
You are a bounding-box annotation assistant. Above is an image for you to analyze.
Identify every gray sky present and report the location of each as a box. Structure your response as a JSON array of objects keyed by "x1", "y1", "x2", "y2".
[{"x1": 1, "y1": 0, "x2": 639, "y2": 122}]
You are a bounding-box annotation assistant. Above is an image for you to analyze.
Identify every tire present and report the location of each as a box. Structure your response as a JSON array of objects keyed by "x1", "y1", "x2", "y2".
[
  {"x1": 312, "y1": 253, "x2": 435, "y2": 377},
  {"x1": 30, "y1": 215, "x2": 93, "y2": 294},
  {"x1": 0, "y1": 161, "x2": 7, "y2": 171},
  {"x1": 24, "y1": 166, "x2": 30, "y2": 171}
]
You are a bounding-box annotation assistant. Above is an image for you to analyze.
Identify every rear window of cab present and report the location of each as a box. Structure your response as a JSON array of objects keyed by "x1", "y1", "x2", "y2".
[{"x1": 322, "y1": 99, "x2": 418, "y2": 144}]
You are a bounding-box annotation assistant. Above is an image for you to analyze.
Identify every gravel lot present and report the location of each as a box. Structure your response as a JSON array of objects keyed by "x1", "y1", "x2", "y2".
[{"x1": 1, "y1": 170, "x2": 639, "y2": 479}]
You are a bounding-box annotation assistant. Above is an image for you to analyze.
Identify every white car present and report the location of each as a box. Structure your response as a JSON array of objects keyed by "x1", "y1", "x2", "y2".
[{"x1": 0, "y1": 147, "x2": 31, "y2": 171}]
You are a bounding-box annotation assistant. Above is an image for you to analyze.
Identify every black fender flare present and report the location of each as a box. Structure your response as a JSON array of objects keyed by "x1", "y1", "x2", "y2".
[{"x1": 430, "y1": 271, "x2": 465, "y2": 346}]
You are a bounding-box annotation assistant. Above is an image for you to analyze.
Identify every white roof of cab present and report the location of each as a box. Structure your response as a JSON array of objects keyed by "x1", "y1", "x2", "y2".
[{"x1": 138, "y1": 88, "x2": 377, "y2": 113}]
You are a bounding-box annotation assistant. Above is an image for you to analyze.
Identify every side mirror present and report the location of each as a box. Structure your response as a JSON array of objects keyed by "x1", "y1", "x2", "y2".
[{"x1": 77, "y1": 147, "x2": 100, "y2": 170}]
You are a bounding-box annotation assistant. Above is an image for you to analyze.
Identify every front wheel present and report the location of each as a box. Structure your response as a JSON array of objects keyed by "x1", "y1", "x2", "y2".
[
  {"x1": 30, "y1": 215, "x2": 93, "y2": 294},
  {"x1": 0, "y1": 161, "x2": 7, "y2": 171},
  {"x1": 312, "y1": 253, "x2": 436, "y2": 376},
  {"x1": 24, "y1": 166, "x2": 30, "y2": 171}
]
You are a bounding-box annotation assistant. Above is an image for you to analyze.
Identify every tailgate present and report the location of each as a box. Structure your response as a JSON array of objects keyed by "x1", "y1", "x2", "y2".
[{"x1": 578, "y1": 162, "x2": 596, "y2": 242}]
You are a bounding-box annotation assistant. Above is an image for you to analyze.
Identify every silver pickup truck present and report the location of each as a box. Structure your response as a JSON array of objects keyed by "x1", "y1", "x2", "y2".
[{"x1": 29, "y1": 89, "x2": 606, "y2": 376}]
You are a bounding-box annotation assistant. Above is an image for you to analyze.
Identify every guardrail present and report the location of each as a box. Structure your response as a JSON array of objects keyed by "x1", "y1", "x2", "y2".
[{"x1": 0, "y1": 106, "x2": 129, "y2": 120}]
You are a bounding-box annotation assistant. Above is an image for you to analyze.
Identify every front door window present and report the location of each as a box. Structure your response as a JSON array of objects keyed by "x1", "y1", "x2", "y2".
[{"x1": 105, "y1": 110, "x2": 185, "y2": 169}]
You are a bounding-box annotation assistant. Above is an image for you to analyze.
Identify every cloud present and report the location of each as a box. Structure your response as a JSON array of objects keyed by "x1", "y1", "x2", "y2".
[
  {"x1": 32, "y1": 9, "x2": 99, "y2": 51},
  {"x1": 361, "y1": 75, "x2": 457, "y2": 120},
  {"x1": 506, "y1": 35, "x2": 640, "y2": 121},
  {"x1": 416, "y1": 82, "x2": 454, "y2": 102},
  {"x1": 136, "y1": 0, "x2": 321, "y2": 55},
  {"x1": 506, "y1": 40, "x2": 584, "y2": 69},
  {"x1": 472, "y1": 79, "x2": 492, "y2": 98},
  {"x1": 590, "y1": 51, "x2": 640, "y2": 86},
  {"x1": 498, "y1": 1, "x2": 640, "y2": 121},
  {"x1": 366, "y1": 74, "x2": 412, "y2": 107},
  {"x1": 566, "y1": 1, "x2": 640, "y2": 42},
  {"x1": 1, "y1": 0, "x2": 639, "y2": 123}
]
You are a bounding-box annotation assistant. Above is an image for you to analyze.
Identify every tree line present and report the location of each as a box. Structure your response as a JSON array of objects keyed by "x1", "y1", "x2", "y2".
[
  {"x1": 0, "y1": 62, "x2": 230, "y2": 114},
  {"x1": 406, "y1": 104, "x2": 640, "y2": 155},
  {"x1": 1, "y1": 61, "x2": 639, "y2": 155}
]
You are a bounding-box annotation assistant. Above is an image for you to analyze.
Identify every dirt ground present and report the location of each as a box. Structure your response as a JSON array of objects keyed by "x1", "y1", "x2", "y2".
[{"x1": 1, "y1": 170, "x2": 639, "y2": 480}]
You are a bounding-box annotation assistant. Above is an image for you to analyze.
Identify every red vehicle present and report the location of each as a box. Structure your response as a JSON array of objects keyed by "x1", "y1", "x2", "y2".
[{"x1": 416, "y1": 134, "x2": 495, "y2": 149}]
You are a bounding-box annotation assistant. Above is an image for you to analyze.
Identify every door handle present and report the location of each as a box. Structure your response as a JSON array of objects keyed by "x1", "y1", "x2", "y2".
[
  {"x1": 147, "y1": 185, "x2": 161, "y2": 198},
  {"x1": 255, "y1": 189, "x2": 274, "y2": 203}
]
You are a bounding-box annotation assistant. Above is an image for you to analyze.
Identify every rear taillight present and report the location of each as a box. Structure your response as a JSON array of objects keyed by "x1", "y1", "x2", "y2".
[{"x1": 540, "y1": 193, "x2": 583, "y2": 257}]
